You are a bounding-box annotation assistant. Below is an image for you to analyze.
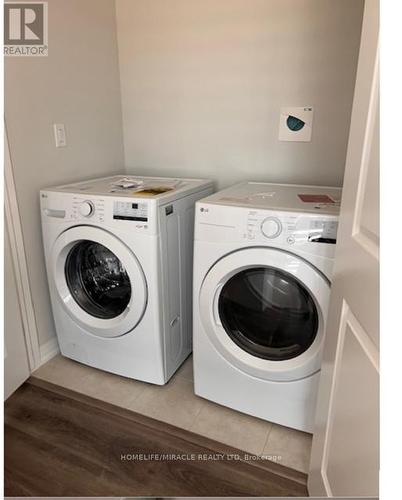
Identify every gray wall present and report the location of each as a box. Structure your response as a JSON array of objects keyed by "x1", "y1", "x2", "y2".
[
  {"x1": 116, "y1": 0, "x2": 364, "y2": 188},
  {"x1": 5, "y1": 0, "x2": 125, "y2": 347}
]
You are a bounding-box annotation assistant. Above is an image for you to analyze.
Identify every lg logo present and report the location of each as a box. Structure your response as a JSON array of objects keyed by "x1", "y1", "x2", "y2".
[{"x1": 4, "y1": 2, "x2": 48, "y2": 56}]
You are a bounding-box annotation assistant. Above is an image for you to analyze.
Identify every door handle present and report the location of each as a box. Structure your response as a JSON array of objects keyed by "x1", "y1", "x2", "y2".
[
  {"x1": 170, "y1": 315, "x2": 180, "y2": 328},
  {"x1": 213, "y1": 284, "x2": 224, "y2": 326},
  {"x1": 44, "y1": 208, "x2": 66, "y2": 218}
]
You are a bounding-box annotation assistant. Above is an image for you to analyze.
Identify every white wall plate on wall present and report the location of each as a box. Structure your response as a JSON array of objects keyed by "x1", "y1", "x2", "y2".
[{"x1": 279, "y1": 106, "x2": 314, "y2": 142}]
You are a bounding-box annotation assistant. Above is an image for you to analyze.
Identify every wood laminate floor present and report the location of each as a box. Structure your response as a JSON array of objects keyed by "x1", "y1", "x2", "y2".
[
  {"x1": 4, "y1": 378, "x2": 308, "y2": 497},
  {"x1": 33, "y1": 355, "x2": 313, "y2": 473}
]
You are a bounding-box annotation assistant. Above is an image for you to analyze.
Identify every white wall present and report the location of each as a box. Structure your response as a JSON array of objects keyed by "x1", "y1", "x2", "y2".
[
  {"x1": 5, "y1": 0, "x2": 124, "y2": 350},
  {"x1": 116, "y1": 0, "x2": 364, "y2": 188}
]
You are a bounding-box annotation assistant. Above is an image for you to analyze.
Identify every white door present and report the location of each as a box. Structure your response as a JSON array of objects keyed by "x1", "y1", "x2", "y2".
[
  {"x1": 4, "y1": 222, "x2": 30, "y2": 399},
  {"x1": 308, "y1": 0, "x2": 379, "y2": 496}
]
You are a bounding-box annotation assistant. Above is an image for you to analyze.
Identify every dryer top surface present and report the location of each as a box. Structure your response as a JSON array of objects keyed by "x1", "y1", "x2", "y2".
[{"x1": 199, "y1": 181, "x2": 342, "y2": 215}]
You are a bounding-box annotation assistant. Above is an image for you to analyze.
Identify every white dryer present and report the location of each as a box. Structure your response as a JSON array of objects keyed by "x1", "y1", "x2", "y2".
[
  {"x1": 193, "y1": 182, "x2": 341, "y2": 432},
  {"x1": 41, "y1": 175, "x2": 213, "y2": 384}
]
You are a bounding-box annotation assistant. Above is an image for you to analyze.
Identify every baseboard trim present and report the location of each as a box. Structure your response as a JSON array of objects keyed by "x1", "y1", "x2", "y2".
[{"x1": 39, "y1": 337, "x2": 60, "y2": 366}]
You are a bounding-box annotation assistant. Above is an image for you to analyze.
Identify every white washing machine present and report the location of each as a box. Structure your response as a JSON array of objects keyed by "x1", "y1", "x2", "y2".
[
  {"x1": 41, "y1": 175, "x2": 213, "y2": 384},
  {"x1": 193, "y1": 182, "x2": 342, "y2": 432}
]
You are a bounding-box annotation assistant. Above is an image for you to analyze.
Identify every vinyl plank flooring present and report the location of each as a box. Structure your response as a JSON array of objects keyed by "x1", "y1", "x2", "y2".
[
  {"x1": 4, "y1": 378, "x2": 308, "y2": 497},
  {"x1": 33, "y1": 355, "x2": 312, "y2": 474}
]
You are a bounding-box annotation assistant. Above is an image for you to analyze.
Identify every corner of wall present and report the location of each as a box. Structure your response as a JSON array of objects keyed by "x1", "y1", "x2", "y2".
[{"x1": 38, "y1": 336, "x2": 60, "y2": 367}]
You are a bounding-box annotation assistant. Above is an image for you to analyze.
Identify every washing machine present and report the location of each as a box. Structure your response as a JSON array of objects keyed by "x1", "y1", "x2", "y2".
[
  {"x1": 193, "y1": 182, "x2": 342, "y2": 432},
  {"x1": 41, "y1": 175, "x2": 213, "y2": 384}
]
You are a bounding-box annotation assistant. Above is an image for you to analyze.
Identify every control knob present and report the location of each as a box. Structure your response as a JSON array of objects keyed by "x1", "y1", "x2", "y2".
[
  {"x1": 261, "y1": 217, "x2": 282, "y2": 238},
  {"x1": 79, "y1": 200, "x2": 94, "y2": 218}
]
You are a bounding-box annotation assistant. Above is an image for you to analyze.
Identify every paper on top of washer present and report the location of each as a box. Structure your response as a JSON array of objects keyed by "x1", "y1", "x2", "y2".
[
  {"x1": 111, "y1": 178, "x2": 144, "y2": 189},
  {"x1": 110, "y1": 178, "x2": 185, "y2": 196}
]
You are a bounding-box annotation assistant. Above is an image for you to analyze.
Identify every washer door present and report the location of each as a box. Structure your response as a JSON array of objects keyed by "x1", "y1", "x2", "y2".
[
  {"x1": 51, "y1": 226, "x2": 147, "y2": 338},
  {"x1": 199, "y1": 247, "x2": 330, "y2": 381}
]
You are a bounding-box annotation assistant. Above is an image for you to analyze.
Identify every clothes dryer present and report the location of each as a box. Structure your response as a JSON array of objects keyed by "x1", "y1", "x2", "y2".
[{"x1": 193, "y1": 182, "x2": 341, "y2": 431}]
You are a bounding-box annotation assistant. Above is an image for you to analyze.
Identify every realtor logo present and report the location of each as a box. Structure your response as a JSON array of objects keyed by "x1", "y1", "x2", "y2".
[{"x1": 4, "y1": 2, "x2": 48, "y2": 56}]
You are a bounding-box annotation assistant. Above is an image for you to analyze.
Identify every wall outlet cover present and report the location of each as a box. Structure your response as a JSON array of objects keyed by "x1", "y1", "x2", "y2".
[
  {"x1": 53, "y1": 123, "x2": 67, "y2": 148},
  {"x1": 279, "y1": 106, "x2": 314, "y2": 142}
]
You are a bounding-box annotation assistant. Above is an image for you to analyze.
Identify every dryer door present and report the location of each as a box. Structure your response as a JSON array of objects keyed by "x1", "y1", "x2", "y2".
[
  {"x1": 199, "y1": 247, "x2": 330, "y2": 381},
  {"x1": 51, "y1": 226, "x2": 147, "y2": 338}
]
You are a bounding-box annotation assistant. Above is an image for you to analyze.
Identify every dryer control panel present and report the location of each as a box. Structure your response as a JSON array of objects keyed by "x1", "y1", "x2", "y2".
[
  {"x1": 195, "y1": 202, "x2": 339, "y2": 262},
  {"x1": 306, "y1": 219, "x2": 338, "y2": 244},
  {"x1": 246, "y1": 210, "x2": 338, "y2": 245}
]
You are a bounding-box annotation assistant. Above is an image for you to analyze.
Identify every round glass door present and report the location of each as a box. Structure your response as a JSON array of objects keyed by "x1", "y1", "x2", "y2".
[
  {"x1": 51, "y1": 225, "x2": 147, "y2": 338},
  {"x1": 65, "y1": 240, "x2": 131, "y2": 319},
  {"x1": 218, "y1": 267, "x2": 318, "y2": 361}
]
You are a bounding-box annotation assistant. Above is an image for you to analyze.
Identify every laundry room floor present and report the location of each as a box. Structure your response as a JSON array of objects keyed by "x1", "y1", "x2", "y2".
[{"x1": 32, "y1": 354, "x2": 312, "y2": 474}]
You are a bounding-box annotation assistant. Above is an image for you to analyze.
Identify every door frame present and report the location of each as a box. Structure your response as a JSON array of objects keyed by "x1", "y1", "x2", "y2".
[{"x1": 4, "y1": 125, "x2": 41, "y2": 370}]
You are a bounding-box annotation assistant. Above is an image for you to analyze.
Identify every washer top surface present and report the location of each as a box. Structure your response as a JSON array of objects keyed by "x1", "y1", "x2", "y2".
[
  {"x1": 43, "y1": 174, "x2": 212, "y2": 203},
  {"x1": 199, "y1": 181, "x2": 342, "y2": 215}
]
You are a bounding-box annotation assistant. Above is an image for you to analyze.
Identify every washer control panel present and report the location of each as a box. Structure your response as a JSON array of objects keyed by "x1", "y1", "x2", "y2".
[
  {"x1": 78, "y1": 200, "x2": 94, "y2": 217},
  {"x1": 246, "y1": 210, "x2": 338, "y2": 245},
  {"x1": 72, "y1": 197, "x2": 105, "y2": 222},
  {"x1": 113, "y1": 201, "x2": 148, "y2": 222},
  {"x1": 41, "y1": 192, "x2": 156, "y2": 233}
]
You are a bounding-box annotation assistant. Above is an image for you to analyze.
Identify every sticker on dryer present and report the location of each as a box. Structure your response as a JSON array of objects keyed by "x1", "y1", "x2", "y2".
[{"x1": 298, "y1": 194, "x2": 335, "y2": 203}]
